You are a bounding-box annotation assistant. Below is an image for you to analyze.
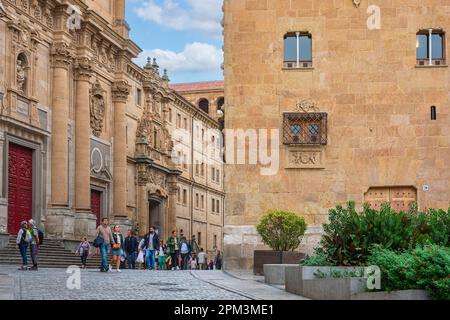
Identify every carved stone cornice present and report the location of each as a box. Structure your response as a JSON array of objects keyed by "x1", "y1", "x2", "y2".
[
  {"x1": 111, "y1": 80, "x2": 131, "y2": 103},
  {"x1": 74, "y1": 57, "x2": 93, "y2": 81},
  {"x1": 51, "y1": 43, "x2": 74, "y2": 69}
]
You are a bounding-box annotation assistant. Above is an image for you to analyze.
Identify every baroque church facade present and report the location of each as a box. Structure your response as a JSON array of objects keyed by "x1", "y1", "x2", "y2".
[{"x1": 0, "y1": 0, "x2": 224, "y2": 255}]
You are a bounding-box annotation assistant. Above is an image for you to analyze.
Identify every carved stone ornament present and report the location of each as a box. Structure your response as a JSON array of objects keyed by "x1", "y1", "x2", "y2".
[
  {"x1": 353, "y1": 0, "x2": 361, "y2": 8},
  {"x1": 0, "y1": 0, "x2": 7, "y2": 17},
  {"x1": 286, "y1": 148, "x2": 325, "y2": 169},
  {"x1": 16, "y1": 58, "x2": 26, "y2": 93},
  {"x1": 295, "y1": 99, "x2": 319, "y2": 113},
  {"x1": 74, "y1": 58, "x2": 93, "y2": 81},
  {"x1": 111, "y1": 80, "x2": 131, "y2": 103},
  {"x1": 90, "y1": 81, "x2": 106, "y2": 137},
  {"x1": 51, "y1": 43, "x2": 74, "y2": 69}
]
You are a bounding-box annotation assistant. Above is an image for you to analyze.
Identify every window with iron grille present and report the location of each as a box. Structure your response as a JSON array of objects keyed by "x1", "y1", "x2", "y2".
[{"x1": 283, "y1": 112, "x2": 327, "y2": 145}]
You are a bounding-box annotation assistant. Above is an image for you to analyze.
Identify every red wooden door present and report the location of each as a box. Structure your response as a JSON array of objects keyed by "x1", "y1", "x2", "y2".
[
  {"x1": 8, "y1": 143, "x2": 33, "y2": 235},
  {"x1": 91, "y1": 190, "x2": 101, "y2": 227}
]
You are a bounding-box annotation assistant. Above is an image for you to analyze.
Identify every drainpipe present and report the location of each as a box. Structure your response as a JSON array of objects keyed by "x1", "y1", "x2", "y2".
[{"x1": 190, "y1": 111, "x2": 198, "y2": 241}]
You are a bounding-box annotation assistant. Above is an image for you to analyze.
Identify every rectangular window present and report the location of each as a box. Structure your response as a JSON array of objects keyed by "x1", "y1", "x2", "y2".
[
  {"x1": 416, "y1": 30, "x2": 446, "y2": 66},
  {"x1": 284, "y1": 32, "x2": 312, "y2": 68},
  {"x1": 168, "y1": 108, "x2": 172, "y2": 123},
  {"x1": 183, "y1": 189, "x2": 187, "y2": 205},
  {"x1": 183, "y1": 117, "x2": 188, "y2": 130},
  {"x1": 201, "y1": 195, "x2": 204, "y2": 209},
  {"x1": 177, "y1": 187, "x2": 181, "y2": 203},
  {"x1": 213, "y1": 235, "x2": 217, "y2": 248},
  {"x1": 177, "y1": 114, "x2": 181, "y2": 128},
  {"x1": 212, "y1": 198, "x2": 215, "y2": 212},
  {"x1": 136, "y1": 88, "x2": 142, "y2": 106},
  {"x1": 196, "y1": 193, "x2": 199, "y2": 208},
  {"x1": 211, "y1": 167, "x2": 215, "y2": 181},
  {"x1": 216, "y1": 199, "x2": 220, "y2": 213},
  {"x1": 201, "y1": 163, "x2": 204, "y2": 176},
  {"x1": 216, "y1": 170, "x2": 220, "y2": 183},
  {"x1": 197, "y1": 232, "x2": 201, "y2": 246},
  {"x1": 283, "y1": 112, "x2": 327, "y2": 145}
]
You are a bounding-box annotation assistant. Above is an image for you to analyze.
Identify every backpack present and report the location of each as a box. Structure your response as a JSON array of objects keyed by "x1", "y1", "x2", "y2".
[
  {"x1": 21, "y1": 229, "x2": 32, "y2": 244},
  {"x1": 37, "y1": 229, "x2": 44, "y2": 245}
]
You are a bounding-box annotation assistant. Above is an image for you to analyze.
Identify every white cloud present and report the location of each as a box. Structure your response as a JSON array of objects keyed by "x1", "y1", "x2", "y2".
[
  {"x1": 135, "y1": 42, "x2": 223, "y2": 74},
  {"x1": 135, "y1": 0, "x2": 223, "y2": 38}
]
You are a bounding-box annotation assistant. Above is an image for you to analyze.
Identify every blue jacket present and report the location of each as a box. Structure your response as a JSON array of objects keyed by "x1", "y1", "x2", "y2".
[
  {"x1": 143, "y1": 232, "x2": 159, "y2": 250},
  {"x1": 124, "y1": 235, "x2": 138, "y2": 254}
]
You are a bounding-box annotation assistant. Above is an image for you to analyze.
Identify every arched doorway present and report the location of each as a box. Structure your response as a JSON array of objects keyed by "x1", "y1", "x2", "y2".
[
  {"x1": 148, "y1": 196, "x2": 164, "y2": 237},
  {"x1": 198, "y1": 98, "x2": 209, "y2": 114}
]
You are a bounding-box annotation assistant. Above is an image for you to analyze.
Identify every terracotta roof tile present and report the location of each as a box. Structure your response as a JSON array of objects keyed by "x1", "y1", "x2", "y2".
[{"x1": 170, "y1": 80, "x2": 224, "y2": 93}]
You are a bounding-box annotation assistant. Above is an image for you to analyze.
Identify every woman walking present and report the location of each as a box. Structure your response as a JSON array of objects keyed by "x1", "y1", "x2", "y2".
[
  {"x1": 158, "y1": 240, "x2": 167, "y2": 270},
  {"x1": 76, "y1": 237, "x2": 91, "y2": 269},
  {"x1": 111, "y1": 225, "x2": 124, "y2": 272}
]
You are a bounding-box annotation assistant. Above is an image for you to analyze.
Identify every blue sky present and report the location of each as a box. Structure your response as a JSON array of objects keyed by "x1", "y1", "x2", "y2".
[{"x1": 125, "y1": 0, "x2": 224, "y2": 84}]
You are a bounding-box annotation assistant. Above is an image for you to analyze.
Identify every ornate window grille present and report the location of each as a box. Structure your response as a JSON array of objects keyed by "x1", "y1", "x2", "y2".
[{"x1": 283, "y1": 112, "x2": 327, "y2": 145}]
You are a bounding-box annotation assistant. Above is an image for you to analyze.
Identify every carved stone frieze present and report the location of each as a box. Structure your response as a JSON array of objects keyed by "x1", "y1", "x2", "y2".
[{"x1": 286, "y1": 148, "x2": 325, "y2": 169}]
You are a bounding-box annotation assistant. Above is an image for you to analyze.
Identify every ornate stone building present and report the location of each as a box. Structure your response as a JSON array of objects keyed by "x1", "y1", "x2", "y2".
[
  {"x1": 223, "y1": 0, "x2": 450, "y2": 269},
  {"x1": 0, "y1": 0, "x2": 224, "y2": 254},
  {"x1": 170, "y1": 81, "x2": 225, "y2": 127}
]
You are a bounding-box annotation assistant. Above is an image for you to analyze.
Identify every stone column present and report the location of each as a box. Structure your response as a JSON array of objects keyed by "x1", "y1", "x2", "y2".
[
  {"x1": 137, "y1": 184, "x2": 148, "y2": 237},
  {"x1": 111, "y1": 81, "x2": 130, "y2": 219},
  {"x1": 167, "y1": 174, "x2": 179, "y2": 237},
  {"x1": 46, "y1": 43, "x2": 75, "y2": 239},
  {"x1": 74, "y1": 58, "x2": 92, "y2": 212},
  {"x1": 73, "y1": 58, "x2": 97, "y2": 239},
  {"x1": 50, "y1": 43, "x2": 72, "y2": 207}
]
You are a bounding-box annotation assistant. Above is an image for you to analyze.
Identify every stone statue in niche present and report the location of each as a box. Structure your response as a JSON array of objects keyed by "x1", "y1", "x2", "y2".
[
  {"x1": 16, "y1": 58, "x2": 26, "y2": 93},
  {"x1": 90, "y1": 81, "x2": 106, "y2": 137}
]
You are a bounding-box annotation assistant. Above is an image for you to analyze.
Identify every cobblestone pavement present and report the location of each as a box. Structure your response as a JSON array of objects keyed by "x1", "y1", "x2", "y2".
[{"x1": 0, "y1": 265, "x2": 249, "y2": 300}]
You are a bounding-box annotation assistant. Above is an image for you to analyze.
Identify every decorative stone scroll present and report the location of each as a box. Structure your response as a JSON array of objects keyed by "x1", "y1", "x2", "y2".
[{"x1": 286, "y1": 148, "x2": 325, "y2": 169}]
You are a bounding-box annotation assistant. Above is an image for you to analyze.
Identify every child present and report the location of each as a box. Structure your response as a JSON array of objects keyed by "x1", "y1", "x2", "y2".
[
  {"x1": 158, "y1": 240, "x2": 167, "y2": 270},
  {"x1": 190, "y1": 255, "x2": 197, "y2": 270},
  {"x1": 207, "y1": 260, "x2": 214, "y2": 270},
  {"x1": 75, "y1": 237, "x2": 91, "y2": 269}
]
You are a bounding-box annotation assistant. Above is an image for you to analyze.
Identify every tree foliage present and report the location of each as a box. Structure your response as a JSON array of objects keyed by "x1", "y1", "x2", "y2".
[{"x1": 256, "y1": 210, "x2": 307, "y2": 252}]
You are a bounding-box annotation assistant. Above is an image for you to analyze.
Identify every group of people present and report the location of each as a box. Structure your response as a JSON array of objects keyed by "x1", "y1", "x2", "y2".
[
  {"x1": 16, "y1": 220, "x2": 41, "y2": 271},
  {"x1": 78, "y1": 218, "x2": 223, "y2": 272}
]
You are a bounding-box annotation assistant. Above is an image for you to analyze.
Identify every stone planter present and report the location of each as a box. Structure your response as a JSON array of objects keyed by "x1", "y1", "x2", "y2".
[
  {"x1": 264, "y1": 264, "x2": 298, "y2": 285},
  {"x1": 285, "y1": 265, "x2": 366, "y2": 298},
  {"x1": 253, "y1": 250, "x2": 304, "y2": 275},
  {"x1": 352, "y1": 289, "x2": 429, "y2": 300},
  {"x1": 285, "y1": 265, "x2": 431, "y2": 300}
]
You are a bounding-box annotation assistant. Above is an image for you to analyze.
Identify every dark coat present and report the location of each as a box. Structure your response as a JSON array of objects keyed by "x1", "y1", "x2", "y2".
[
  {"x1": 143, "y1": 232, "x2": 159, "y2": 250},
  {"x1": 124, "y1": 235, "x2": 139, "y2": 254},
  {"x1": 112, "y1": 233, "x2": 124, "y2": 248}
]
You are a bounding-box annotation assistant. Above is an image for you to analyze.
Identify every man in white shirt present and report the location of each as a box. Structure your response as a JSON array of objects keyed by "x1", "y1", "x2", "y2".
[{"x1": 197, "y1": 248, "x2": 208, "y2": 270}]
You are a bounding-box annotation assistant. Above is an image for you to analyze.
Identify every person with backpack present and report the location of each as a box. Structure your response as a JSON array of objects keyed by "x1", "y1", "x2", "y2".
[
  {"x1": 214, "y1": 250, "x2": 223, "y2": 270},
  {"x1": 179, "y1": 237, "x2": 191, "y2": 270},
  {"x1": 142, "y1": 226, "x2": 159, "y2": 270},
  {"x1": 15, "y1": 221, "x2": 31, "y2": 270},
  {"x1": 76, "y1": 237, "x2": 91, "y2": 269},
  {"x1": 28, "y1": 219, "x2": 41, "y2": 271},
  {"x1": 166, "y1": 230, "x2": 180, "y2": 270},
  {"x1": 95, "y1": 218, "x2": 114, "y2": 272}
]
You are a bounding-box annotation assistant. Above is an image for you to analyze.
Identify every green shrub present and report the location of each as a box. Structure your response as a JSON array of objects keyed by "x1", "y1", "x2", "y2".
[
  {"x1": 301, "y1": 252, "x2": 336, "y2": 266},
  {"x1": 315, "y1": 202, "x2": 449, "y2": 266},
  {"x1": 256, "y1": 210, "x2": 307, "y2": 251},
  {"x1": 368, "y1": 245, "x2": 450, "y2": 300}
]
